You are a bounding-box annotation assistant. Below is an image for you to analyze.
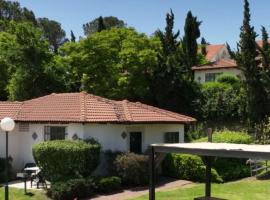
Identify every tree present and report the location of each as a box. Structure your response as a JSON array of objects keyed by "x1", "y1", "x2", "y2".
[
  {"x1": 228, "y1": 0, "x2": 267, "y2": 125},
  {"x1": 83, "y1": 16, "x2": 125, "y2": 36},
  {"x1": 56, "y1": 28, "x2": 159, "y2": 101},
  {"x1": 152, "y1": 10, "x2": 202, "y2": 116},
  {"x1": 0, "y1": 21, "x2": 62, "y2": 100},
  {"x1": 182, "y1": 11, "x2": 202, "y2": 80},
  {"x1": 0, "y1": 0, "x2": 36, "y2": 24},
  {"x1": 201, "y1": 37, "x2": 207, "y2": 56},
  {"x1": 97, "y1": 16, "x2": 105, "y2": 32},
  {"x1": 37, "y1": 17, "x2": 67, "y2": 53},
  {"x1": 259, "y1": 26, "x2": 270, "y2": 68},
  {"x1": 70, "y1": 30, "x2": 76, "y2": 42}
]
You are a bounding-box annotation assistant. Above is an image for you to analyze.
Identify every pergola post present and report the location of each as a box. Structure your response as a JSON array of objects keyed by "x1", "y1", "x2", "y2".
[
  {"x1": 206, "y1": 128, "x2": 213, "y2": 198},
  {"x1": 149, "y1": 146, "x2": 155, "y2": 200}
]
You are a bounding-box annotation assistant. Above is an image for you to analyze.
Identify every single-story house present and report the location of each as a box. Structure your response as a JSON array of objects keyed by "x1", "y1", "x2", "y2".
[
  {"x1": 0, "y1": 92, "x2": 196, "y2": 171},
  {"x1": 192, "y1": 59, "x2": 242, "y2": 83}
]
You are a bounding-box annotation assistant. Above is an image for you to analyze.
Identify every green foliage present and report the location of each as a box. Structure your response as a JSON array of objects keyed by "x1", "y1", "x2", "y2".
[
  {"x1": 83, "y1": 16, "x2": 125, "y2": 36},
  {"x1": 114, "y1": 153, "x2": 149, "y2": 186},
  {"x1": 195, "y1": 130, "x2": 253, "y2": 144},
  {"x1": 32, "y1": 140, "x2": 101, "y2": 182},
  {"x1": 195, "y1": 130, "x2": 252, "y2": 181},
  {"x1": 182, "y1": 10, "x2": 202, "y2": 79},
  {"x1": 37, "y1": 17, "x2": 66, "y2": 53},
  {"x1": 201, "y1": 76, "x2": 247, "y2": 123},
  {"x1": 0, "y1": 157, "x2": 13, "y2": 182},
  {"x1": 57, "y1": 28, "x2": 159, "y2": 101},
  {"x1": 256, "y1": 170, "x2": 270, "y2": 180},
  {"x1": 48, "y1": 177, "x2": 95, "y2": 200},
  {"x1": 255, "y1": 117, "x2": 270, "y2": 144},
  {"x1": 162, "y1": 154, "x2": 223, "y2": 183},
  {"x1": 213, "y1": 158, "x2": 250, "y2": 181},
  {"x1": 228, "y1": 0, "x2": 269, "y2": 125},
  {"x1": 96, "y1": 176, "x2": 122, "y2": 193}
]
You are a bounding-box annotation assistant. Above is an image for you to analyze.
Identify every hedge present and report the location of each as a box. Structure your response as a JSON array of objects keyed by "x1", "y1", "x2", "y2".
[
  {"x1": 162, "y1": 154, "x2": 223, "y2": 183},
  {"x1": 114, "y1": 152, "x2": 149, "y2": 186},
  {"x1": 196, "y1": 130, "x2": 252, "y2": 181},
  {"x1": 163, "y1": 130, "x2": 252, "y2": 182},
  {"x1": 195, "y1": 130, "x2": 253, "y2": 144},
  {"x1": 96, "y1": 176, "x2": 121, "y2": 193},
  {"x1": 32, "y1": 140, "x2": 101, "y2": 182},
  {"x1": 48, "y1": 177, "x2": 95, "y2": 200},
  {"x1": 0, "y1": 157, "x2": 13, "y2": 182}
]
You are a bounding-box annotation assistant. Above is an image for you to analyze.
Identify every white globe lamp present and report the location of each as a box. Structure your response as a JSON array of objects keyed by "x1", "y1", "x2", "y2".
[
  {"x1": 1, "y1": 117, "x2": 15, "y2": 132},
  {"x1": 0, "y1": 117, "x2": 15, "y2": 200}
]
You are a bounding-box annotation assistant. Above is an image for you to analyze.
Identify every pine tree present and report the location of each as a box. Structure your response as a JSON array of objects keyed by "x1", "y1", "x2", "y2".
[
  {"x1": 97, "y1": 16, "x2": 106, "y2": 32},
  {"x1": 182, "y1": 11, "x2": 202, "y2": 80},
  {"x1": 70, "y1": 30, "x2": 76, "y2": 42},
  {"x1": 201, "y1": 37, "x2": 207, "y2": 56}
]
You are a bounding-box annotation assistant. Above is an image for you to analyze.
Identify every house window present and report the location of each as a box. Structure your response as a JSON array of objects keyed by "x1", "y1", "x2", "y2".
[
  {"x1": 164, "y1": 132, "x2": 179, "y2": 143},
  {"x1": 205, "y1": 73, "x2": 222, "y2": 82},
  {"x1": 44, "y1": 126, "x2": 66, "y2": 141}
]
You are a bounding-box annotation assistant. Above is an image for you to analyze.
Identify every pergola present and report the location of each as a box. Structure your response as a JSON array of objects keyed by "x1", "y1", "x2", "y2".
[{"x1": 149, "y1": 142, "x2": 270, "y2": 200}]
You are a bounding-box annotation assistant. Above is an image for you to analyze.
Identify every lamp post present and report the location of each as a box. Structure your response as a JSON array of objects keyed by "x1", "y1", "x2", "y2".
[{"x1": 0, "y1": 117, "x2": 15, "y2": 200}]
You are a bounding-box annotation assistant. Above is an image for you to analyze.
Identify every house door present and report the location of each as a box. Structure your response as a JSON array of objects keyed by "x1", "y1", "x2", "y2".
[{"x1": 130, "y1": 132, "x2": 142, "y2": 154}]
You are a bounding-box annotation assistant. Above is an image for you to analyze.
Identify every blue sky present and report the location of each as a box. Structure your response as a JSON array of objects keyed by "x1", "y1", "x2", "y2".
[{"x1": 14, "y1": 0, "x2": 270, "y2": 48}]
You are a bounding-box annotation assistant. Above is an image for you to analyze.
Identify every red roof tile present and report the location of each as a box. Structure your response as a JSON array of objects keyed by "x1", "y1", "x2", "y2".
[
  {"x1": 192, "y1": 59, "x2": 237, "y2": 71},
  {"x1": 205, "y1": 44, "x2": 225, "y2": 61},
  {"x1": 0, "y1": 93, "x2": 196, "y2": 124}
]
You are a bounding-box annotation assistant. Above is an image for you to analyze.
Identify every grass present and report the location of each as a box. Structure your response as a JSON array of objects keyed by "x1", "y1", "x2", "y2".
[
  {"x1": 0, "y1": 187, "x2": 49, "y2": 200},
  {"x1": 130, "y1": 178, "x2": 270, "y2": 200}
]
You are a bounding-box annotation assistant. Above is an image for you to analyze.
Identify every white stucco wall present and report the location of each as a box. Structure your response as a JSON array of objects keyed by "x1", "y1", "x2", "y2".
[
  {"x1": 0, "y1": 122, "x2": 184, "y2": 171},
  {"x1": 194, "y1": 68, "x2": 243, "y2": 83}
]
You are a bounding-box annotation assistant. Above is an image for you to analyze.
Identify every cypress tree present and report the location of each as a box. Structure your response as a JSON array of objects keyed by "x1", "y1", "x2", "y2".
[
  {"x1": 201, "y1": 37, "x2": 207, "y2": 56},
  {"x1": 260, "y1": 26, "x2": 270, "y2": 68},
  {"x1": 70, "y1": 30, "x2": 76, "y2": 42},
  {"x1": 182, "y1": 11, "x2": 202, "y2": 79},
  {"x1": 231, "y1": 0, "x2": 267, "y2": 125}
]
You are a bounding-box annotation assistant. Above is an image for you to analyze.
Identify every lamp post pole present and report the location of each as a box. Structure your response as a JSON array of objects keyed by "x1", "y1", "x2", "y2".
[
  {"x1": 5, "y1": 131, "x2": 9, "y2": 200},
  {"x1": 1, "y1": 117, "x2": 15, "y2": 200}
]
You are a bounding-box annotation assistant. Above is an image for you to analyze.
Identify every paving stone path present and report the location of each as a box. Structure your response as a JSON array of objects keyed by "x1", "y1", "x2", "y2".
[{"x1": 90, "y1": 178, "x2": 194, "y2": 200}]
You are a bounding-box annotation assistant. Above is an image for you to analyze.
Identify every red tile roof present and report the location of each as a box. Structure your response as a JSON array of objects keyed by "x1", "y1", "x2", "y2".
[
  {"x1": 0, "y1": 93, "x2": 196, "y2": 124},
  {"x1": 205, "y1": 44, "x2": 225, "y2": 61},
  {"x1": 192, "y1": 59, "x2": 238, "y2": 71}
]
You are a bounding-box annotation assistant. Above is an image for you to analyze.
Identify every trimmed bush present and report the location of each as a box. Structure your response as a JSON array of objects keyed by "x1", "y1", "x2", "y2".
[
  {"x1": 194, "y1": 130, "x2": 252, "y2": 181},
  {"x1": 32, "y1": 140, "x2": 101, "y2": 182},
  {"x1": 115, "y1": 153, "x2": 148, "y2": 186},
  {"x1": 162, "y1": 154, "x2": 223, "y2": 183},
  {"x1": 96, "y1": 176, "x2": 121, "y2": 193},
  {"x1": 195, "y1": 130, "x2": 253, "y2": 144},
  {"x1": 48, "y1": 178, "x2": 95, "y2": 200}
]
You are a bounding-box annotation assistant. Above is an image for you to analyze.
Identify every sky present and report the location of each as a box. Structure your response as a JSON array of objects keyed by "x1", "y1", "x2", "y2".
[{"x1": 14, "y1": 0, "x2": 270, "y2": 48}]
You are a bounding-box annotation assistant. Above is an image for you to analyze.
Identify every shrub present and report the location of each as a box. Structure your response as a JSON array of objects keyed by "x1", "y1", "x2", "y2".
[
  {"x1": 257, "y1": 170, "x2": 270, "y2": 180},
  {"x1": 48, "y1": 178, "x2": 95, "y2": 200},
  {"x1": 96, "y1": 176, "x2": 121, "y2": 193},
  {"x1": 195, "y1": 130, "x2": 253, "y2": 144},
  {"x1": 162, "y1": 154, "x2": 223, "y2": 183},
  {"x1": 195, "y1": 130, "x2": 252, "y2": 181},
  {"x1": 201, "y1": 78, "x2": 247, "y2": 123},
  {"x1": 32, "y1": 140, "x2": 101, "y2": 182},
  {"x1": 0, "y1": 157, "x2": 12, "y2": 182},
  {"x1": 115, "y1": 153, "x2": 148, "y2": 186}
]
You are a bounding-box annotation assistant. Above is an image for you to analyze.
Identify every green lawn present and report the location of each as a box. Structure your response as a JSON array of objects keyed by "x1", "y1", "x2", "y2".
[
  {"x1": 130, "y1": 178, "x2": 270, "y2": 200},
  {"x1": 0, "y1": 187, "x2": 49, "y2": 200}
]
